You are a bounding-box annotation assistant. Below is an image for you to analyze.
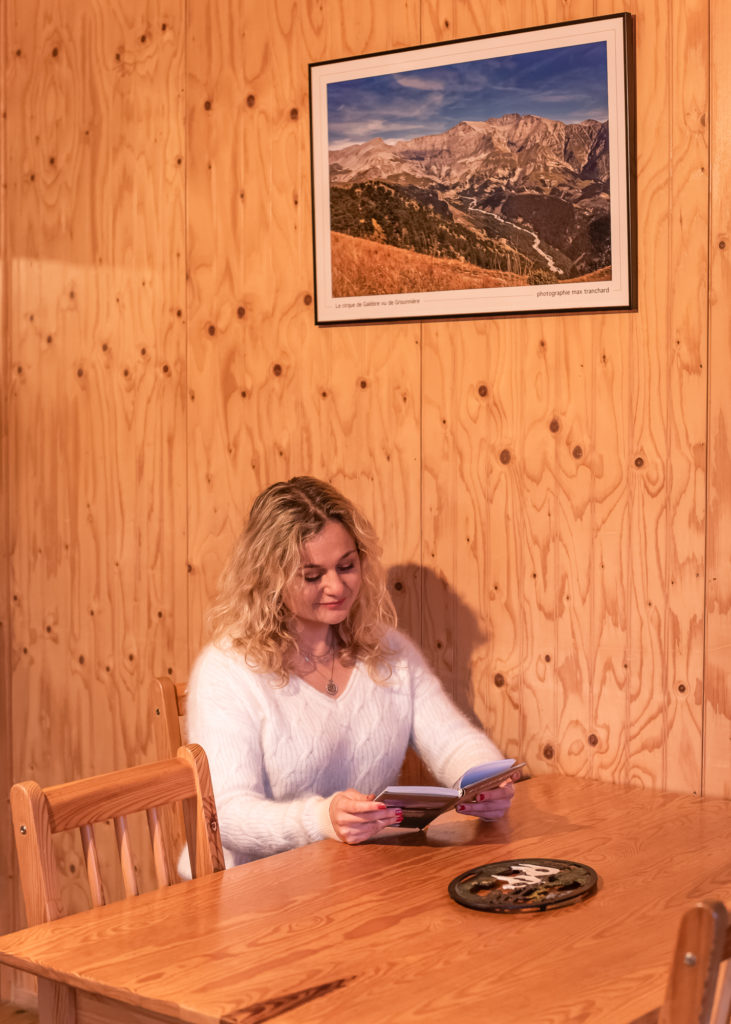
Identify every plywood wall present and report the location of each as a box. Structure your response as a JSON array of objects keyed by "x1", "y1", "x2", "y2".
[
  {"x1": 706, "y1": 0, "x2": 731, "y2": 799},
  {"x1": 1, "y1": 0, "x2": 729, "y2": 950}
]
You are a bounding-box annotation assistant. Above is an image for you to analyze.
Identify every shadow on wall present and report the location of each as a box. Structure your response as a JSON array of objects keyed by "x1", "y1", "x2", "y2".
[{"x1": 386, "y1": 563, "x2": 487, "y2": 784}]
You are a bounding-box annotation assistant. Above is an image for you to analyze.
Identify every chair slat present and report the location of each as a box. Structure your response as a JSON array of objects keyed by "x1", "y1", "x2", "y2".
[
  {"x1": 147, "y1": 805, "x2": 172, "y2": 888},
  {"x1": 114, "y1": 814, "x2": 139, "y2": 898},
  {"x1": 80, "y1": 824, "x2": 105, "y2": 909}
]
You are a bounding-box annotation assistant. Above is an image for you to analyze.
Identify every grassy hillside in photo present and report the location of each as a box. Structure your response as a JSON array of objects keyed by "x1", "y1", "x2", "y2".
[{"x1": 330, "y1": 231, "x2": 528, "y2": 297}]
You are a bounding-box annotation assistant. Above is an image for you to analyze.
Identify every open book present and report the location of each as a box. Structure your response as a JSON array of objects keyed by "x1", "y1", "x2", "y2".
[{"x1": 374, "y1": 758, "x2": 526, "y2": 830}]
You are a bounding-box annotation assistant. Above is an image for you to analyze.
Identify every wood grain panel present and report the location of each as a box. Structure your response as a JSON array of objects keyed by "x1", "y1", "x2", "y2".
[
  {"x1": 420, "y1": 0, "x2": 710, "y2": 788},
  {"x1": 590, "y1": 311, "x2": 632, "y2": 783},
  {"x1": 185, "y1": 0, "x2": 422, "y2": 662},
  {"x1": 420, "y1": 319, "x2": 525, "y2": 752},
  {"x1": 663, "y1": 0, "x2": 708, "y2": 793},
  {"x1": 6, "y1": 0, "x2": 188, "y2": 924},
  {"x1": 625, "y1": 0, "x2": 705, "y2": 792},
  {"x1": 552, "y1": 314, "x2": 594, "y2": 778},
  {"x1": 627, "y1": 0, "x2": 673, "y2": 791},
  {"x1": 509, "y1": 322, "x2": 560, "y2": 776},
  {"x1": 0, "y1": 0, "x2": 16, "y2": 969},
  {"x1": 705, "y1": 0, "x2": 731, "y2": 799},
  {"x1": 418, "y1": 3, "x2": 603, "y2": 774}
]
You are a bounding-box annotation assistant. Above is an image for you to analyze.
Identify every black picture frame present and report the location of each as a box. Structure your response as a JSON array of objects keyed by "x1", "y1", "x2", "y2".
[{"x1": 309, "y1": 13, "x2": 636, "y2": 326}]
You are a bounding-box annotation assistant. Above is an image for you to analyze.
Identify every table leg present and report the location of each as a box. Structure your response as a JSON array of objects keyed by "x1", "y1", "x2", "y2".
[{"x1": 38, "y1": 977, "x2": 76, "y2": 1023}]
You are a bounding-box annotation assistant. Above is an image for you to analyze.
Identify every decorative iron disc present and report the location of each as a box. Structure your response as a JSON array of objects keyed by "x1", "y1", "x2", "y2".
[{"x1": 448, "y1": 857, "x2": 597, "y2": 913}]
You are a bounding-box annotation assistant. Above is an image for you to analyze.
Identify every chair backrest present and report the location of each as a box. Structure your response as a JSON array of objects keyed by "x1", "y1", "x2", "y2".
[
  {"x1": 149, "y1": 677, "x2": 190, "y2": 880},
  {"x1": 632, "y1": 900, "x2": 731, "y2": 1024},
  {"x1": 150, "y1": 676, "x2": 188, "y2": 757},
  {"x1": 10, "y1": 743, "x2": 224, "y2": 927}
]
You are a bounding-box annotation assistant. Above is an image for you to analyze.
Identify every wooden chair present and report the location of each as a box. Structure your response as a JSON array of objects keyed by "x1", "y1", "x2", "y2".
[
  {"x1": 10, "y1": 743, "x2": 224, "y2": 927},
  {"x1": 631, "y1": 900, "x2": 731, "y2": 1024},
  {"x1": 149, "y1": 677, "x2": 189, "y2": 879},
  {"x1": 150, "y1": 676, "x2": 188, "y2": 758}
]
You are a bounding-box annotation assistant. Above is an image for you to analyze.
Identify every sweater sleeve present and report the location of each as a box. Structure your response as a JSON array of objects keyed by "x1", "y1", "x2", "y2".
[
  {"x1": 397, "y1": 633, "x2": 504, "y2": 787},
  {"x1": 186, "y1": 645, "x2": 338, "y2": 865}
]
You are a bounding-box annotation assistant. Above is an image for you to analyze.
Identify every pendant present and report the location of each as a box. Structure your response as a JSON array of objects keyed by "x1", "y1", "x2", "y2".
[{"x1": 326, "y1": 680, "x2": 338, "y2": 696}]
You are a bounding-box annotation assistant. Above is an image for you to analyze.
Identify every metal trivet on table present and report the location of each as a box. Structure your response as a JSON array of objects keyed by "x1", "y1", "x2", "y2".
[{"x1": 448, "y1": 857, "x2": 598, "y2": 913}]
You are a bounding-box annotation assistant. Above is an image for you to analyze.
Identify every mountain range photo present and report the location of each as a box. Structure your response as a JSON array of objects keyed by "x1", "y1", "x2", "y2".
[{"x1": 327, "y1": 112, "x2": 612, "y2": 298}]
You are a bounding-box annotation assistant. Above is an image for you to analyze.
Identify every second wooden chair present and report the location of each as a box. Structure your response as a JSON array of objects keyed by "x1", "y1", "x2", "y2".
[{"x1": 631, "y1": 899, "x2": 731, "y2": 1024}]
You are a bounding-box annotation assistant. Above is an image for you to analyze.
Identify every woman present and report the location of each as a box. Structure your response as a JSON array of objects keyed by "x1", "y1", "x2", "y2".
[{"x1": 186, "y1": 475, "x2": 517, "y2": 867}]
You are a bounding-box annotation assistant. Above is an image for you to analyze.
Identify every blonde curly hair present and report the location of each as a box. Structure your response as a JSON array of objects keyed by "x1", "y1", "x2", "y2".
[{"x1": 208, "y1": 476, "x2": 398, "y2": 682}]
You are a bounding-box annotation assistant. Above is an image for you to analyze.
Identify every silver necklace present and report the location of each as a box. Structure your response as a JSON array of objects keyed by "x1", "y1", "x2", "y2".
[
  {"x1": 298, "y1": 642, "x2": 335, "y2": 666},
  {"x1": 297, "y1": 642, "x2": 338, "y2": 696}
]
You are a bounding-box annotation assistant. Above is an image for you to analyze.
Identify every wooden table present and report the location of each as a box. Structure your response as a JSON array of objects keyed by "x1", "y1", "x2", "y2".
[{"x1": 1, "y1": 776, "x2": 730, "y2": 1024}]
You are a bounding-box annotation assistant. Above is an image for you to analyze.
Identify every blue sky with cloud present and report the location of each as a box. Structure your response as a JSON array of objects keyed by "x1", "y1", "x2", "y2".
[{"x1": 327, "y1": 42, "x2": 608, "y2": 150}]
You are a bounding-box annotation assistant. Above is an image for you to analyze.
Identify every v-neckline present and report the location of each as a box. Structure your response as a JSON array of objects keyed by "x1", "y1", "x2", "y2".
[{"x1": 293, "y1": 661, "x2": 358, "y2": 702}]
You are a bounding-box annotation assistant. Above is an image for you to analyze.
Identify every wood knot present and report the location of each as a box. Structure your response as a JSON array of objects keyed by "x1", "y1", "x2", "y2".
[
  {"x1": 494, "y1": 673, "x2": 505, "y2": 687},
  {"x1": 543, "y1": 744, "x2": 554, "y2": 759},
  {"x1": 499, "y1": 449, "x2": 511, "y2": 464}
]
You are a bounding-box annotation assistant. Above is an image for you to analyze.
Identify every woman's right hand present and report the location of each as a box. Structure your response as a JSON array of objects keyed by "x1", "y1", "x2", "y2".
[{"x1": 329, "y1": 789, "x2": 403, "y2": 844}]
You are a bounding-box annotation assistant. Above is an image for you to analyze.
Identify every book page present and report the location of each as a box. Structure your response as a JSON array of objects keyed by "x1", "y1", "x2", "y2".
[{"x1": 456, "y1": 758, "x2": 518, "y2": 790}]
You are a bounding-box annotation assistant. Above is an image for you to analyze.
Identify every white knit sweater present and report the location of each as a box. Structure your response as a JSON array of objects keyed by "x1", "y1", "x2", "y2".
[{"x1": 185, "y1": 628, "x2": 503, "y2": 867}]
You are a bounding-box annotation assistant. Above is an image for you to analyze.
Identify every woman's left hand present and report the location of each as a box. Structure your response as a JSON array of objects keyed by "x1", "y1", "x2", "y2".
[{"x1": 455, "y1": 775, "x2": 519, "y2": 821}]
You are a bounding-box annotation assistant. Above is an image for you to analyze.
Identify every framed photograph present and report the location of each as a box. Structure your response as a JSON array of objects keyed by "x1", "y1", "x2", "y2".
[{"x1": 309, "y1": 14, "x2": 636, "y2": 326}]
